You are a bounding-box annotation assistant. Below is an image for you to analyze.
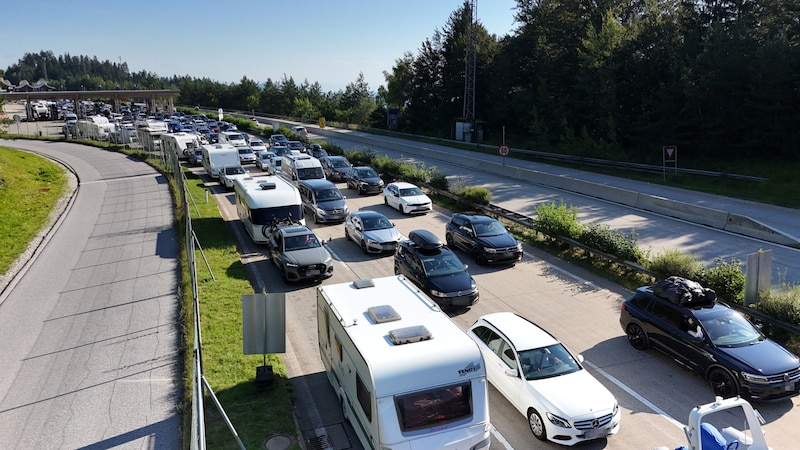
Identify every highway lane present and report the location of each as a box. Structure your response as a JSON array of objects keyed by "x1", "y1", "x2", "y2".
[
  {"x1": 309, "y1": 128, "x2": 800, "y2": 287},
  {"x1": 200, "y1": 162, "x2": 799, "y2": 449}
]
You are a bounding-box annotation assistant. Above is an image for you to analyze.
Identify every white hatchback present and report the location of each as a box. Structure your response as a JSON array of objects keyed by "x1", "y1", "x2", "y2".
[{"x1": 467, "y1": 312, "x2": 620, "y2": 446}]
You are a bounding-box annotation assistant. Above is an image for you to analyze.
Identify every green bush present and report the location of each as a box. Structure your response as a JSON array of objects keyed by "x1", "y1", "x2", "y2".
[
  {"x1": 696, "y1": 257, "x2": 745, "y2": 303},
  {"x1": 533, "y1": 200, "x2": 583, "y2": 239},
  {"x1": 457, "y1": 186, "x2": 492, "y2": 208},
  {"x1": 648, "y1": 249, "x2": 702, "y2": 280},
  {"x1": 757, "y1": 285, "x2": 800, "y2": 325},
  {"x1": 579, "y1": 223, "x2": 646, "y2": 263},
  {"x1": 344, "y1": 148, "x2": 376, "y2": 165},
  {"x1": 428, "y1": 170, "x2": 448, "y2": 190}
]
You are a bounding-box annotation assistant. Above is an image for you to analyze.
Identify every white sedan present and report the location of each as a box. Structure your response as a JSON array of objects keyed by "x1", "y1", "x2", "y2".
[
  {"x1": 467, "y1": 312, "x2": 620, "y2": 446},
  {"x1": 382, "y1": 181, "x2": 432, "y2": 214}
]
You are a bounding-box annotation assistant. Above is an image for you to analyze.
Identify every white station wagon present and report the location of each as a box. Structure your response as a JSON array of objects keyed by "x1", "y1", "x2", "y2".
[{"x1": 467, "y1": 312, "x2": 620, "y2": 446}]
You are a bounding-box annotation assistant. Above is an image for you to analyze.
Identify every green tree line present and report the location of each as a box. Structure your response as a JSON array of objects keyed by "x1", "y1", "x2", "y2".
[{"x1": 4, "y1": 0, "x2": 800, "y2": 166}]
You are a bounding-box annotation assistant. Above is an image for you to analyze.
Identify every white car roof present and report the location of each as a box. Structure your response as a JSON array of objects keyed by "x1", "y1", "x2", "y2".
[{"x1": 476, "y1": 312, "x2": 559, "y2": 350}]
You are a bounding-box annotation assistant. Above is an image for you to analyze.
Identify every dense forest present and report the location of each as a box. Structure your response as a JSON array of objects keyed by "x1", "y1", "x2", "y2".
[{"x1": 3, "y1": 0, "x2": 800, "y2": 167}]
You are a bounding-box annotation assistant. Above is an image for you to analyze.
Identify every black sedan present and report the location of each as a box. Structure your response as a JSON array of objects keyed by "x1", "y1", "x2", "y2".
[
  {"x1": 394, "y1": 230, "x2": 479, "y2": 309},
  {"x1": 620, "y1": 284, "x2": 800, "y2": 401},
  {"x1": 445, "y1": 212, "x2": 523, "y2": 265}
]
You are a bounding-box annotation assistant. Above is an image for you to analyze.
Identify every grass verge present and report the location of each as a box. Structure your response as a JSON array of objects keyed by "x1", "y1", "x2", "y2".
[
  {"x1": 180, "y1": 169, "x2": 301, "y2": 449},
  {"x1": 0, "y1": 146, "x2": 68, "y2": 274}
]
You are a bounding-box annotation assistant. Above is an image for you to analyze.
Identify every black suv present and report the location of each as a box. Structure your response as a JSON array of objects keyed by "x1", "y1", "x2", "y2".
[
  {"x1": 445, "y1": 213, "x2": 523, "y2": 265},
  {"x1": 394, "y1": 229, "x2": 479, "y2": 309},
  {"x1": 620, "y1": 279, "x2": 800, "y2": 401}
]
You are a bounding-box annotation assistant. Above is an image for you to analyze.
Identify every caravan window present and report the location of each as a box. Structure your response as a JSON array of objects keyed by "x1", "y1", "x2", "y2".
[
  {"x1": 395, "y1": 382, "x2": 472, "y2": 431},
  {"x1": 356, "y1": 374, "x2": 372, "y2": 421}
]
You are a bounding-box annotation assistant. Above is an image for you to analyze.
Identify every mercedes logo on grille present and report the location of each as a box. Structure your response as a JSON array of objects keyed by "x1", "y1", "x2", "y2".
[{"x1": 592, "y1": 419, "x2": 600, "y2": 428}]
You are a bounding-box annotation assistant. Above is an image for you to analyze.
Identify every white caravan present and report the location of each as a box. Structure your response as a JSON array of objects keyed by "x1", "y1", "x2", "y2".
[
  {"x1": 233, "y1": 175, "x2": 305, "y2": 244},
  {"x1": 75, "y1": 115, "x2": 116, "y2": 141},
  {"x1": 135, "y1": 119, "x2": 168, "y2": 152},
  {"x1": 201, "y1": 143, "x2": 240, "y2": 179},
  {"x1": 317, "y1": 276, "x2": 491, "y2": 450},
  {"x1": 162, "y1": 132, "x2": 202, "y2": 161}
]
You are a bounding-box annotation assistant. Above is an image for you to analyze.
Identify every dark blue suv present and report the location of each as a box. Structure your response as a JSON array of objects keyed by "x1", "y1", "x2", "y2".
[{"x1": 445, "y1": 213, "x2": 523, "y2": 265}]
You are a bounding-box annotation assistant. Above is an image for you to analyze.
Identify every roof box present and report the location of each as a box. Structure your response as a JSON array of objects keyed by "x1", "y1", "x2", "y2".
[{"x1": 409, "y1": 229, "x2": 442, "y2": 251}]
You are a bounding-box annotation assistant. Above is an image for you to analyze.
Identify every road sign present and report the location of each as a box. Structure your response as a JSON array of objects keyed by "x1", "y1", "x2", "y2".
[
  {"x1": 663, "y1": 145, "x2": 677, "y2": 162},
  {"x1": 498, "y1": 144, "x2": 511, "y2": 157}
]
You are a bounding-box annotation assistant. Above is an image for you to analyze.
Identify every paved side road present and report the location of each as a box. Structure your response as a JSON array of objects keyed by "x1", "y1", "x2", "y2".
[{"x1": 0, "y1": 139, "x2": 181, "y2": 449}]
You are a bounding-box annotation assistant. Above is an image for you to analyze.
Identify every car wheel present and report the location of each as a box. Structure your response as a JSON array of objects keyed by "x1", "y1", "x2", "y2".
[
  {"x1": 313, "y1": 213, "x2": 319, "y2": 224},
  {"x1": 625, "y1": 323, "x2": 649, "y2": 350},
  {"x1": 401, "y1": 204, "x2": 409, "y2": 214},
  {"x1": 708, "y1": 368, "x2": 739, "y2": 398},
  {"x1": 472, "y1": 248, "x2": 488, "y2": 265},
  {"x1": 528, "y1": 409, "x2": 547, "y2": 441},
  {"x1": 394, "y1": 265, "x2": 400, "y2": 275},
  {"x1": 360, "y1": 240, "x2": 368, "y2": 254},
  {"x1": 384, "y1": 196, "x2": 388, "y2": 206},
  {"x1": 445, "y1": 233, "x2": 455, "y2": 247},
  {"x1": 345, "y1": 229, "x2": 351, "y2": 241}
]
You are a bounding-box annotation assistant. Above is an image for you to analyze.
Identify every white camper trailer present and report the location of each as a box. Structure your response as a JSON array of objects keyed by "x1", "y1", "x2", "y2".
[
  {"x1": 201, "y1": 143, "x2": 240, "y2": 179},
  {"x1": 317, "y1": 276, "x2": 491, "y2": 450}
]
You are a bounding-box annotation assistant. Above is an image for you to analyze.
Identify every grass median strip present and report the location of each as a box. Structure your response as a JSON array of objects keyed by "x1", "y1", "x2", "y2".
[{"x1": 182, "y1": 169, "x2": 301, "y2": 449}]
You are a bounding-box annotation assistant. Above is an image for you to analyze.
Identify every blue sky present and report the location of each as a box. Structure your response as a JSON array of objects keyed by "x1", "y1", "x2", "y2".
[{"x1": 1, "y1": 0, "x2": 519, "y2": 93}]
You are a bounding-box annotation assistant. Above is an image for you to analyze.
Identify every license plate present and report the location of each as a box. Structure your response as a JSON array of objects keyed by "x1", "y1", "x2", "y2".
[
  {"x1": 584, "y1": 428, "x2": 608, "y2": 439},
  {"x1": 307, "y1": 269, "x2": 320, "y2": 276}
]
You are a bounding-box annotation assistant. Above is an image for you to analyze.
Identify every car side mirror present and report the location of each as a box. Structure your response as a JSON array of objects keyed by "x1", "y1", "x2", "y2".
[{"x1": 576, "y1": 354, "x2": 584, "y2": 363}]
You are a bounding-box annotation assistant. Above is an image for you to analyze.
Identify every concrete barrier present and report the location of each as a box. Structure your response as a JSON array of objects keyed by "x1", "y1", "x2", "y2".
[
  {"x1": 634, "y1": 194, "x2": 730, "y2": 229},
  {"x1": 725, "y1": 214, "x2": 800, "y2": 248}
]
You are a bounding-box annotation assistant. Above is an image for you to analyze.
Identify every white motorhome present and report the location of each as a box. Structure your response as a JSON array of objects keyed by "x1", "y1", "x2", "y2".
[
  {"x1": 317, "y1": 276, "x2": 491, "y2": 450},
  {"x1": 201, "y1": 143, "x2": 240, "y2": 179},
  {"x1": 234, "y1": 175, "x2": 305, "y2": 244},
  {"x1": 281, "y1": 153, "x2": 324, "y2": 183},
  {"x1": 162, "y1": 132, "x2": 202, "y2": 161}
]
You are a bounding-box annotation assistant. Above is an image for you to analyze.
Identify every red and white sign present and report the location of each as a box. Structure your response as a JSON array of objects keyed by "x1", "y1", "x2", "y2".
[{"x1": 498, "y1": 144, "x2": 511, "y2": 157}]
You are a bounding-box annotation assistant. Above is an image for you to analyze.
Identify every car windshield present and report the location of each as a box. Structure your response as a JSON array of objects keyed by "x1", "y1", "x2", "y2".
[
  {"x1": 361, "y1": 215, "x2": 393, "y2": 231},
  {"x1": 358, "y1": 168, "x2": 378, "y2": 178},
  {"x1": 225, "y1": 166, "x2": 246, "y2": 175},
  {"x1": 700, "y1": 312, "x2": 763, "y2": 347},
  {"x1": 421, "y1": 253, "x2": 465, "y2": 276},
  {"x1": 399, "y1": 187, "x2": 424, "y2": 196},
  {"x1": 238, "y1": 148, "x2": 252, "y2": 154},
  {"x1": 298, "y1": 168, "x2": 324, "y2": 179},
  {"x1": 316, "y1": 189, "x2": 342, "y2": 202},
  {"x1": 474, "y1": 220, "x2": 507, "y2": 237},
  {"x1": 518, "y1": 344, "x2": 581, "y2": 380},
  {"x1": 284, "y1": 234, "x2": 321, "y2": 251},
  {"x1": 332, "y1": 160, "x2": 350, "y2": 168}
]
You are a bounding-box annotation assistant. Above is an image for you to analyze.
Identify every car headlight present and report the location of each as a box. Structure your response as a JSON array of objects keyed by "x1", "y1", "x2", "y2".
[
  {"x1": 483, "y1": 247, "x2": 497, "y2": 254},
  {"x1": 470, "y1": 280, "x2": 477, "y2": 290},
  {"x1": 429, "y1": 289, "x2": 446, "y2": 297},
  {"x1": 284, "y1": 260, "x2": 299, "y2": 268},
  {"x1": 366, "y1": 238, "x2": 378, "y2": 246},
  {"x1": 741, "y1": 371, "x2": 770, "y2": 384},
  {"x1": 516, "y1": 242, "x2": 523, "y2": 251},
  {"x1": 546, "y1": 412, "x2": 572, "y2": 429},
  {"x1": 323, "y1": 256, "x2": 332, "y2": 264},
  {"x1": 315, "y1": 207, "x2": 327, "y2": 216}
]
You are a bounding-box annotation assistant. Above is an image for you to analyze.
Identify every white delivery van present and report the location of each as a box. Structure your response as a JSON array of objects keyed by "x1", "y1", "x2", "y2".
[
  {"x1": 234, "y1": 175, "x2": 305, "y2": 244},
  {"x1": 201, "y1": 143, "x2": 240, "y2": 179},
  {"x1": 161, "y1": 132, "x2": 202, "y2": 161},
  {"x1": 281, "y1": 153, "x2": 324, "y2": 183},
  {"x1": 317, "y1": 276, "x2": 491, "y2": 450}
]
